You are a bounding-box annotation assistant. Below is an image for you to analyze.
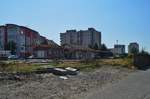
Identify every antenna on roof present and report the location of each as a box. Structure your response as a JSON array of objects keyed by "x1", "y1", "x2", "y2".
[{"x1": 116, "y1": 40, "x2": 118, "y2": 45}]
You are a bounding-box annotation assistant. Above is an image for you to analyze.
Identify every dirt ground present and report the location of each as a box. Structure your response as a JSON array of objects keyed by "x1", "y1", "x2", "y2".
[{"x1": 0, "y1": 66, "x2": 134, "y2": 99}]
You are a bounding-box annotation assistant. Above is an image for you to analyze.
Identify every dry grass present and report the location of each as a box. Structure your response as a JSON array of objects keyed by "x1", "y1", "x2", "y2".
[
  {"x1": 0, "y1": 62, "x2": 42, "y2": 73},
  {"x1": 97, "y1": 58, "x2": 134, "y2": 69},
  {"x1": 0, "y1": 58, "x2": 135, "y2": 73},
  {"x1": 52, "y1": 58, "x2": 135, "y2": 70},
  {"x1": 49, "y1": 59, "x2": 101, "y2": 71}
]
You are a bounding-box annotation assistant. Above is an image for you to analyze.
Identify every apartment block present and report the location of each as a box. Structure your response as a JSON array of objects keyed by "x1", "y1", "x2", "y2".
[
  {"x1": 128, "y1": 42, "x2": 139, "y2": 54},
  {"x1": 60, "y1": 28, "x2": 101, "y2": 48},
  {"x1": 0, "y1": 24, "x2": 48, "y2": 57}
]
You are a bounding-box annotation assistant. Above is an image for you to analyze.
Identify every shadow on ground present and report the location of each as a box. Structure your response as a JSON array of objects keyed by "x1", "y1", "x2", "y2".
[{"x1": 138, "y1": 65, "x2": 150, "y2": 71}]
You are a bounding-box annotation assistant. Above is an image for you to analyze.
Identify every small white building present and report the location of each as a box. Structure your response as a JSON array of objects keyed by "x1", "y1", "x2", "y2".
[{"x1": 110, "y1": 44, "x2": 125, "y2": 55}]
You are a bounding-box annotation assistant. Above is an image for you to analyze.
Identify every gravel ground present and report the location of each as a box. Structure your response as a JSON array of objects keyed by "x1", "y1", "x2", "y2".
[{"x1": 0, "y1": 66, "x2": 134, "y2": 99}]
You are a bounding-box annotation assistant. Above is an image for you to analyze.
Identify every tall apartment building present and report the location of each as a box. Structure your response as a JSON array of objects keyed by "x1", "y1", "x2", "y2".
[
  {"x1": 128, "y1": 42, "x2": 139, "y2": 54},
  {"x1": 0, "y1": 24, "x2": 47, "y2": 57},
  {"x1": 60, "y1": 28, "x2": 101, "y2": 48}
]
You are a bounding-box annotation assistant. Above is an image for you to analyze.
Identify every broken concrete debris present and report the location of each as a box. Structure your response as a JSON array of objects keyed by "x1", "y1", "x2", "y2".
[
  {"x1": 59, "y1": 76, "x2": 68, "y2": 80},
  {"x1": 0, "y1": 67, "x2": 78, "y2": 81}
]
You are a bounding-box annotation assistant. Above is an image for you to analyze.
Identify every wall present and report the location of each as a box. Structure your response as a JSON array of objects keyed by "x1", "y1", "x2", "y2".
[{"x1": 134, "y1": 54, "x2": 150, "y2": 70}]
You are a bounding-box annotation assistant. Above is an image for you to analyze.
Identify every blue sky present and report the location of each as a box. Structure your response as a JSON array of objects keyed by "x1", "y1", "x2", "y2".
[{"x1": 0, "y1": 0, "x2": 150, "y2": 52}]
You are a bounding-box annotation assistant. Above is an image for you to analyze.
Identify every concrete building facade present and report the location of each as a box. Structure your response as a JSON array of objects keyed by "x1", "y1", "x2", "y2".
[
  {"x1": 0, "y1": 24, "x2": 49, "y2": 57},
  {"x1": 110, "y1": 44, "x2": 125, "y2": 55},
  {"x1": 0, "y1": 26, "x2": 6, "y2": 50},
  {"x1": 128, "y1": 42, "x2": 139, "y2": 54},
  {"x1": 62, "y1": 44, "x2": 96, "y2": 59},
  {"x1": 60, "y1": 28, "x2": 101, "y2": 48}
]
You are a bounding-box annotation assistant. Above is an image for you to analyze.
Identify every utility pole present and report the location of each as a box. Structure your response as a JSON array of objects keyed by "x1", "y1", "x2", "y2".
[
  {"x1": 116, "y1": 40, "x2": 118, "y2": 45},
  {"x1": 10, "y1": 41, "x2": 12, "y2": 55},
  {"x1": 25, "y1": 30, "x2": 27, "y2": 61},
  {"x1": 116, "y1": 40, "x2": 119, "y2": 55}
]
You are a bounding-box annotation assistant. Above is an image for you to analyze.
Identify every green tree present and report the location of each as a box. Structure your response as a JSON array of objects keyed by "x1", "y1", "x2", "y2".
[
  {"x1": 88, "y1": 44, "x2": 93, "y2": 49},
  {"x1": 140, "y1": 49, "x2": 149, "y2": 55},
  {"x1": 93, "y1": 43, "x2": 99, "y2": 50},
  {"x1": 6, "y1": 41, "x2": 16, "y2": 54},
  {"x1": 130, "y1": 47, "x2": 139, "y2": 55},
  {"x1": 100, "y1": 44, "x2": 108, "y2": 51},
  {"x1": 0, "y1": 42, "x2": 2, "y2": 49}
]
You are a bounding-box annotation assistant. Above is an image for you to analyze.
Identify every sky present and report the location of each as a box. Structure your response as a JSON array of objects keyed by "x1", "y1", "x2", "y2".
[{"x1": 0, "y1": 0, "x2": 150, "y2": 52}]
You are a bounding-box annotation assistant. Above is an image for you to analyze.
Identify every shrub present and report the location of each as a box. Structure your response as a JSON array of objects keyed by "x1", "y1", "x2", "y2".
[
  {"x1": 0, "y1": 62, "x2": 10, "y2": 72},
  {"x1": 51, "y1": 59, "x2": 62, "y2": 66},
  {"x1": 80, "y1": 59, "x2": 95, "y2": 64}
]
